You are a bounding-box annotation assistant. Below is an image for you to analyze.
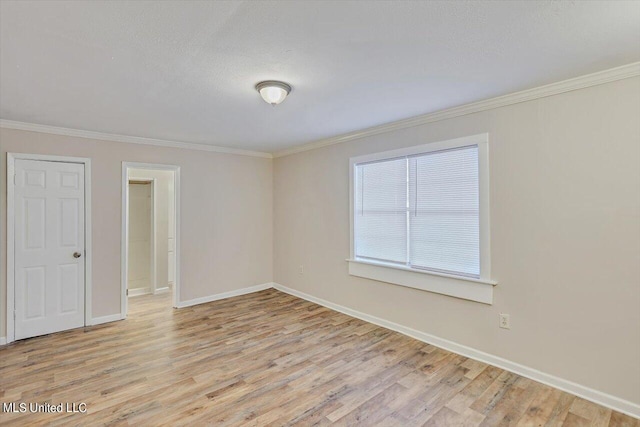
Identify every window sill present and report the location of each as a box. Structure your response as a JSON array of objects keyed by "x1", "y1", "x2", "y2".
[{"x1": 346, "y1": 258, "x2": 496, "y2": 304}]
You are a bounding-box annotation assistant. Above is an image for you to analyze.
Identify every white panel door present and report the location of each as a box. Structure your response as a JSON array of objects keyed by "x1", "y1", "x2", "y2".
[{"x1": 14, "y1": 159, "x2": 85, "y2": 340}]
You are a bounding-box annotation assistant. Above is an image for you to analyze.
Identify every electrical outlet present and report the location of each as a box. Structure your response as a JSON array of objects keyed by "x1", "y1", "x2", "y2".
[
  {"x1": 499, "y1": 314, "x2": 511, "y2": 329},
  {"x1": 299, "y1": 265, "x2": 304, "y2": 275}
]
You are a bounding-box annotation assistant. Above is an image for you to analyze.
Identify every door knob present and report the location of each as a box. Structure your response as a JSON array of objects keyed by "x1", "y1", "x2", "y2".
[{"x1": 73, "y1": 252, "x2": 82, "y2": 258}]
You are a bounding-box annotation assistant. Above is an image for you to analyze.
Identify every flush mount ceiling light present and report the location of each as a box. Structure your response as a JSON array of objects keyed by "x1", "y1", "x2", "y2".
[{"x1": 256, "y1": 80, "x2": 291, "y2": 105}]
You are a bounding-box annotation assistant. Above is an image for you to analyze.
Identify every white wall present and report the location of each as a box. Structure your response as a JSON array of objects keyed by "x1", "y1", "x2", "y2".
[
  {"x1": 273, "y1": 76, "x2": 640, "y2": 406},
  {"x1": 0, "y1": 128, "x2": 273, "y2": 335}
]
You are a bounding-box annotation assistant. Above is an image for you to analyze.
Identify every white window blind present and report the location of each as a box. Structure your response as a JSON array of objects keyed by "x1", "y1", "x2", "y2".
[
  {"x1": 409, "y1": 146, "x2": 479, "y2": 277},
  {"x1": 354, "y1": 158, "x2": 407, "y2": 264},
  {"x1": 354, "y1": 145, "x2": 480, "y2": 278}
]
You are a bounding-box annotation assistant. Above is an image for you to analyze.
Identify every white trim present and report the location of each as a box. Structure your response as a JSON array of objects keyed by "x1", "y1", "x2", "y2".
[
  {"x1": 6, "y1": 275, "x2": 636, "y2": 416},
  {"x1": 347, "y1": 259, "x2": 494, "y2": 305},
  {"x1": 6, "y1": 153, "x2": 92, "y2": 344},
  {"x1": 349, "y1": 133, "x2": 488, "y2": 164},
  {"x1": 0, "y1": 119, "x2": 273, "y2": 159},
  {"x1": 175, "y1": 283, "x2": 272, "y2": 308},
  {"x1": 7, "y1": 157, "x2": 14, "y2": 343},
  {"x1": 347, "y1": 258, "x2": 496, "y2": 286},
  {"x1": 85, "y1": 159, "x2": 93, "y2": 327},
  {"x1": 1, "y1": 64, "x2": 637, "y2": 160},
  {"x1": 273, "y1": 62, "x2": 640, "y2": 158},
  {"x1": 121, "y1": 165, "x2": 128, "y2": 318},
  {"x1": 89, "y1": 313, "x2": 124, "y2": 326},
  {"x1": 122, "y1": 162, "x2": 181, "y2": 315},
  {"x1": 478, "y1": 136, "x2": 491, "y2": 280},
  {"x1": 154, "y1": 286, "x2": 171, "y2": 295},
  {"x1": 1, "y1": 64, "x2": 637, "y2": 161},
  {"x1": 127, "y1": 288, "x2": 152, "y2": 297},
  {"x1": 271, "y1": 283, "x2": 640, "y2": 419},
  {"x1": 0, "y1": 337, "x2": 6, "y2": 346},
  {"x1": 349, "y1": 133, "x2": 493, "y2": 303}
]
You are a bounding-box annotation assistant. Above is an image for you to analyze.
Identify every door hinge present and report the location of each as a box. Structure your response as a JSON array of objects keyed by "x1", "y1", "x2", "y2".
[
  {"x1": 13, "y1": 174, "x2": 17, "y2": 186},
  {"x1": 126, "y1": 289, "x2": 129, "y2": 296}
]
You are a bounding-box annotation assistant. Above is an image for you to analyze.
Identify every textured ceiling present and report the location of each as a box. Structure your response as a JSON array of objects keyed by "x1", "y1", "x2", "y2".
[{"x1": 1, "y1": 0, "x2": 639, "y2": 153}]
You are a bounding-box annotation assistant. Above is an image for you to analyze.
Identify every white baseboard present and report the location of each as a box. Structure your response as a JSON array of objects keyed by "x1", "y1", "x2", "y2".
[
  {"x1": 128, "y1": 287, "x2": 152, "y2": 297},
  {"x1": 175, "y1": 283, "x2": 273, "y2": 308},
  {"x1": 154, "y1": 287, "x2": 171, "y2": 295},
  {"x1": 90, "y1": 313, "x2": 125, "y2": 326},
  {"x1": 4, "y1": 280, "x2": 636, "y2": 417},
  {"x1": 272, "y1": 282, "x2": 640, "y2": 419}
]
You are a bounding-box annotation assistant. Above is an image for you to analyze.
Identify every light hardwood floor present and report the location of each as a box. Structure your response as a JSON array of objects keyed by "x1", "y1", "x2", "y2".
[{"x1": 0, "y1": 289, "x2": 637, "y2": 426}]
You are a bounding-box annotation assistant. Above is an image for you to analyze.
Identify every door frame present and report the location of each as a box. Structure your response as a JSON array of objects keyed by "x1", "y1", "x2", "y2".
[
  {"x1": 126, "y1": 177, "x2": 157, "y2": 296},
  {"x1": 6, "y1": 153, "x2": 92, "y2": 344},
  {"x1": 121, "y1": 162, "x2": 180, "y2": 316}
]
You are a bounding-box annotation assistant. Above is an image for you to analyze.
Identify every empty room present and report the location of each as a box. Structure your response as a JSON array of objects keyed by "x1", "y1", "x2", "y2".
[{"x1": 0, "y1": 1, "x2": 639, "y2": 425}]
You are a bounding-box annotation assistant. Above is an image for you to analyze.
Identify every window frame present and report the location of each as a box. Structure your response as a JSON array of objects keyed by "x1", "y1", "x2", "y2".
[{"x1": 348, "y1": 133, "x2": 496, "y2": 304}]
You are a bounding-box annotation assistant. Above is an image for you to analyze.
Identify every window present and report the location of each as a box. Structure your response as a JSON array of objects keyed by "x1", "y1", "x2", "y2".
[{"x1": 349, "y1": 134, "x2": 495, "y2": 304}]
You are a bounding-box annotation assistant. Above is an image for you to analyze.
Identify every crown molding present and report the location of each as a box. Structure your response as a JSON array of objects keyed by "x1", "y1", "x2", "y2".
[
  {"x1": 2, "y1": 63, "x2": 638, "y2": 160},
  {"x1": 0, "y1": 120, "x2": 273, "y2": 159},
  {"x1": 273, "y1": 62, "x2": 640, "y2": 158}
]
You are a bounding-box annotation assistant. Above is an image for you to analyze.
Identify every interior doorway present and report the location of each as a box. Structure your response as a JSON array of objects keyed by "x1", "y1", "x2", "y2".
[
  {"x1": 122, "y1": 162, "x2": 180, "y2": 316},
  {"x1": 127, "y1": 178, "x2": 155, "y2": 296}
]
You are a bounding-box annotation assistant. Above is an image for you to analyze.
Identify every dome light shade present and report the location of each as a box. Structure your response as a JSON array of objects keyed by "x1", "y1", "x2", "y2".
[{"x1": 256, "y1": 81, "x2": 291, "y2": 105}]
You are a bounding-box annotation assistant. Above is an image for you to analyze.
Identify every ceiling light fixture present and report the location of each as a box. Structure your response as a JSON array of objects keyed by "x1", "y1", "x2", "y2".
[{"x1": 256, "y1": 80, "x2": 291, "y2": 105}]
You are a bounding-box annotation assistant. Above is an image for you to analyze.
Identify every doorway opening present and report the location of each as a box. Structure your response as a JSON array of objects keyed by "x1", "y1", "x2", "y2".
[
  {"x1": 127, "y1": 178, "x2": 156, "y2": 297},
  {"x1": 122, "y1": 163, "x2": 180, "y2": 316}
]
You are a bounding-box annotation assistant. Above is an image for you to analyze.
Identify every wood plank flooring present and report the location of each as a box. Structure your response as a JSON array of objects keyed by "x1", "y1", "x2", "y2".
[{"x1": 0, "y1": 289, "x2": 637, "y2": 426}]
